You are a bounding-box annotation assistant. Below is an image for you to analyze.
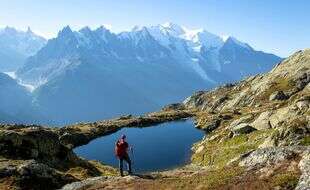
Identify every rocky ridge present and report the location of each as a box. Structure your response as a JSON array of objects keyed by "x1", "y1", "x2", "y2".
[{"x1": 186, "y1": 49, "x2": 310, "y2": 189}]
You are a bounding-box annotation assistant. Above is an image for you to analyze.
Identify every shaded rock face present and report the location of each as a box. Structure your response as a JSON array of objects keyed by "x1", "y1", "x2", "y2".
[
  {"x1": 0, "y1": 125, "x2": 101, "y2": 189},
  {"x1": 15, "y1": 160, "x2": 76, "y2": 190},
  {"x1": 201, "y1": 119, "x2": 221, "y2": 133},
  {"x1": 0, "y1": 159, "x2": 75, "y2": 190},
  {"x1": 0, "y1": 126, "x2": 76, "y2": 168},
  {"x1": 0, "y1": 125, "x2": 96, "y2": 189},
  {"x1": 295, "y1": 72, "x2": 310, "y2": 91},
  {"x1": 269, "y1": 90, "x2": 288, "y2": 101}
]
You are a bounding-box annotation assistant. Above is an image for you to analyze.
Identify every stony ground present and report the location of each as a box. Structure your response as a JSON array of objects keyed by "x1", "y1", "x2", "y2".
[{"x1": 0, "y1": 49, "x2": 309, "y2": 190}]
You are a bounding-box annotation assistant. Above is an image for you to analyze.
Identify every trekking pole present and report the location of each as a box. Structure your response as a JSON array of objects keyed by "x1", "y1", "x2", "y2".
[
  {"x1": 130, "y1": 146, "x2": 134, "y2": 173},
  {"x1": 130, "y1": 147, "x2": 134, "y2": 164}
]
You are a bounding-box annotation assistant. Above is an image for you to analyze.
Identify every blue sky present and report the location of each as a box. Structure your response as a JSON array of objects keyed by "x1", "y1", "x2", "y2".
[{"x1": 0, "y1": 0, "x2": 309, "y2": 57}]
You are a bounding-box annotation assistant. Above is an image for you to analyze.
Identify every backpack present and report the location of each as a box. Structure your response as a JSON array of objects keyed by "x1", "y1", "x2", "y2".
[{"x1": 115, "y1": 140, "x2": 128, "y2": 157}]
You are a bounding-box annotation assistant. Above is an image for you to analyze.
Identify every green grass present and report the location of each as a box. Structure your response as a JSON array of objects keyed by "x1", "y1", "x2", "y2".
[
  {"x1": 301, "y1": 136, "x2": 310, "y2": 145},
  {"x1": 258, "y1": 77, "x2": 293, "y2": 101},
  {"x1": 151, "y1": 166, "x2": 244, "y2": 190},
  {"x1": 192, "y1": 129, "x2": 273, "y2": 168},
  {"x1": 271, "y1": 172, "x2": 300, "y2": 189}
]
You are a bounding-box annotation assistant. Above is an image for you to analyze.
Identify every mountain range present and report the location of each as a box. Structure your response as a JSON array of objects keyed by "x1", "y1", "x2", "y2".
[
  {"x1": 0, "y1": 23, "x2": 282, "y2": 125},
  {"x1": 0, "y1": 27, "x2": 46, "y2": 72}
]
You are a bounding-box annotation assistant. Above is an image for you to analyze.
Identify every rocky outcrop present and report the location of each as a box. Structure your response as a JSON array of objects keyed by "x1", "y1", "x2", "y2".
[
  {"x1": 0, "y1": 124, "x2": 115, "y2": 189},
  {"x1": 230, "y1": 123, "x2": 257, "y2": 135},
  {"x1": 239, "y1": 146, "x2": 307, "y2": 169},
  {"x1": 0, "y1": 125, "x2": 75, "y2": 168}
]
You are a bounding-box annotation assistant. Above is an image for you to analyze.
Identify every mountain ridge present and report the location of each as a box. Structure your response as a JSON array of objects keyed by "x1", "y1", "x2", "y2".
[
  {"x1": 17, "y1": 23, "x2": 282, "y2": 86},
  {"x1": 0, "y1": 23, "x2": 283, "y2": 125}
]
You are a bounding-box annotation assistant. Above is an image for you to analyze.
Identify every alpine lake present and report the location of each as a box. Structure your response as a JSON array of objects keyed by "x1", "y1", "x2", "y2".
[{"x1": 74, "y1": 119, "x2": 204, "y2": 172}]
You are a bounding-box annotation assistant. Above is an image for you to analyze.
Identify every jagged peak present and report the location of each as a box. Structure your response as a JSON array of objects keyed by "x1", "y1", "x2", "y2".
[
  {"x1": 223, "y1": 36, "x2": 251, "y2": 49},
  {"x1": 58, "y1": 25, "x2": 73, "y2": 35},
  {"x1": 160, "y1": 22, "x2": 185, "y2": 35},
  {"x1": 96, "y1": 25, "x2": 110, "y2": 33},
  {"x1": 131, "y1": 25, "x2": 147, "y2": 32},
  {"x1": 79, "y1": 26, "x2": 91, "y2": 32}
]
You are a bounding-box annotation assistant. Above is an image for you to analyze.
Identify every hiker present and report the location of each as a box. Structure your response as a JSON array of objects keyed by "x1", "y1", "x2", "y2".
[{"x1": 115, "y1": 134, "x2": 132, "y2": 176}]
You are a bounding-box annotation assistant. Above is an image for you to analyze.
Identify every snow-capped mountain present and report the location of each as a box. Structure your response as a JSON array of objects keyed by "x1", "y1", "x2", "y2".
[
  {"x1": 12, "y1": 23, "x2": 281, "y2": 125},
  {"x1": 0, "y1": 26, "x2": 46, "y2": 72}
]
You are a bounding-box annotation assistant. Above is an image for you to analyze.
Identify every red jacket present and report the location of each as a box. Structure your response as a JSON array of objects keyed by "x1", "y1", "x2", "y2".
[{"x1": 115, "y1": 139, "x2": 128, "y2": 158}]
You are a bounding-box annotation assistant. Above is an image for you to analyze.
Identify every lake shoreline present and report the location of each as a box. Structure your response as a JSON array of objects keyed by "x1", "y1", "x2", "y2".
[
  {"x1": 74, "y1": 119, "x2": 204, "y2": 173},
  {"x1": 0, "y1": 108, "x2": 200, "y2": 189}
]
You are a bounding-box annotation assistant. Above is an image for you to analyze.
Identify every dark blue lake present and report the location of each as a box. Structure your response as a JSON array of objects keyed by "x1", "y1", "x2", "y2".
[{"x1": 74, "y1": 119, "x2": 204, "y2": 172}]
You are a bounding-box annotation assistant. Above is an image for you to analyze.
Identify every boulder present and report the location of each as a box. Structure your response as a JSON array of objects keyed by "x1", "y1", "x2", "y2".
[
  {"x1": 195, "y1": 145, "x2": 205, "y2": 154},
  {"x1": 17, "y1": 160, "x2": 59, "y2": 179},
  {"x1": 239, "y1": 146, "x2": 306, "y2": 169},
  {"x1": 229, "y1": 114, "x2": 254, "y2": 128},
  {"x1": 251, "y1": 111, "x2": 273, "y2": 130},
  {"x1": 4, "y1": 160, "x2": 77, "y2": 190},
  {"x1": 61, "y1": 176, "x2": 110, "y2": 190},
  {"x1": 258, "y1": 136, "x2": 277, "y2": 148},
  {"x1": 295, "y1": 97, "x2": 310, "y2": 111},
  {"x1": 0, "y1": 127, "x2": 80, "y2": 169},
  {"x1": 231, "y1": 123, "x2": 256, "y2": 135},
  {"x1": 269, "y1": 90, "x2": 288, "y2": 101},
  {"x1": 296, "y1": 149, "x2": 310, "y2": 190},
  {"x1": 269, "y1": 106, "x2": 294, "y2": 128},
  {"x1": 294, "y1": 72, "x2": 310, "y2": 90}
]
